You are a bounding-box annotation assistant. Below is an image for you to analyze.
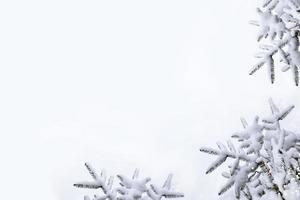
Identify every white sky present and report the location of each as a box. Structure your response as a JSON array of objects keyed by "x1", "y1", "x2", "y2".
[{"x1": 1, "y1": 0, "x2": 300, "y2": 200}]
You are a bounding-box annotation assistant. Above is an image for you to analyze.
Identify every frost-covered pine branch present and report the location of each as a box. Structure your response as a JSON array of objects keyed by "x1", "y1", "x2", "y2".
[
  {"x1": 250, "y1": 0, "x2": 300, "y2": 85},
  {"x1": 200, "y1": 98, "x2": 300, "y2": 199},
  {"x1": 74, "y1": 163, "x2": 184, "y2": 200}
]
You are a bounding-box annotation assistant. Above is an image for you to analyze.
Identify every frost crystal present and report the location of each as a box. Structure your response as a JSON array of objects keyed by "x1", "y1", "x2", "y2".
[
  {"x1": 74, "y1": 163, "x2": 184, "y2": 200},
  {"x1": 200, "y1": 98, "x2": 300, "y2": 199},
  {"x1": 250, "y1": 0, "x2": 300, "y2": 85}
]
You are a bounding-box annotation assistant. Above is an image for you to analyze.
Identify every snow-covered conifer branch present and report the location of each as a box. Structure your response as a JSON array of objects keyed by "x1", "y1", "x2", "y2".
[
  {"x1": 74, "y1": 163, "x2": 184, "y2": 200},
  {"x1": 250, "y1": 0, "x2": 300, "y2": 85},
  {"x1": 200, "y1": 99, "x2": 300, "y2": 199}
]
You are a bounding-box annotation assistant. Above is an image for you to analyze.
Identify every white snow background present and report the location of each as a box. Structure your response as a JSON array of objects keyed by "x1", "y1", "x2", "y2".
[{"x1": 1, "y1": 0, "x2": 300, "y2": 199}]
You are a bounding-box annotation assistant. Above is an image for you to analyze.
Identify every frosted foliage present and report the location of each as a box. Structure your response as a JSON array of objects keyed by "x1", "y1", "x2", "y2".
[
  {"x1": 200, "y1": 99, "x2": 300, "y2": 199},
  {"x1": 250, "y1": 0, "x2": 300, "y2": 85},
  {"x1": 74, "y1": 163, "x2": 184, "y2": 200}
]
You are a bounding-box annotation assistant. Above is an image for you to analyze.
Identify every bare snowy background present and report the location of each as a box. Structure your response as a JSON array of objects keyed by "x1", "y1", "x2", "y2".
[{"x1": 1, "y1": 0, "x2": 300, "y2": 199}]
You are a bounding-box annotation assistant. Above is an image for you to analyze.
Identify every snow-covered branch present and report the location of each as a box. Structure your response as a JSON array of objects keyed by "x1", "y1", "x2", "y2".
[
  {"x1": 200, "y1": 99, "x2": 300, "y2": 199},
  {"x1": 74, "y1": 163, "x2": 184, "y2": 200},
  {"x1": 250, "y1": 0, "x2": 300, "y2": 85}
]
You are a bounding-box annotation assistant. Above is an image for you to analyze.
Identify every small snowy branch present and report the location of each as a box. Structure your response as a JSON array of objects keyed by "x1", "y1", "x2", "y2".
[
  {"x1": 148, "y1": 175, "x2": 184, "y2": 200},
  {"x1": 249, "y1": 36, "x2": 291, "y2": 84},
  {"x1": 74, "y1": 164, "x2": 184, "y2": 200}
]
